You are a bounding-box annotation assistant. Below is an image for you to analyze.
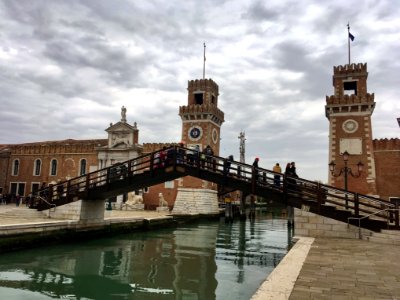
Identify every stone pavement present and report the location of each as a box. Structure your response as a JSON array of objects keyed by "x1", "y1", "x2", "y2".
[
  {"x1": 289, "y1": 237, "x2": 400, "y2": 299},
  {"x1": 253, "y1": 236, "x2": 400, "y2": 300},
  {"x1": 0, "y1": 203, "x2": 169, "y2": 225}
]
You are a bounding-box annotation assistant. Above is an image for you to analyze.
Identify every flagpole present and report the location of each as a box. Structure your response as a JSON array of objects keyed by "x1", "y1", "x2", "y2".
[
  {"x1": 347, "y1": 23, "x2": 351, "y2": 65},
  {"x1": 203, "y1": 42, "x2": 206, "y2": 79}
]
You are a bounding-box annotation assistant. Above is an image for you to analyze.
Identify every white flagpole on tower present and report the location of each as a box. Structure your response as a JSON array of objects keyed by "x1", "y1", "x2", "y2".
[{"x1": 203, "y1": 42, "x2": 206, "y2": 79}]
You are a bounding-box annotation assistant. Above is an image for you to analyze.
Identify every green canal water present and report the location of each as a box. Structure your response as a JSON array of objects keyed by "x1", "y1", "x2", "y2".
[{"x1": 0, "y1": 213, "x2": 293, "y2": 300}]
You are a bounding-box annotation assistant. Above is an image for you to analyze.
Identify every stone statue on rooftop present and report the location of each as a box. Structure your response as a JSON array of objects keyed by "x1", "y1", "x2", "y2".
[{"x1": 121, "y1": 106, "x2": 127, "y2": 122}]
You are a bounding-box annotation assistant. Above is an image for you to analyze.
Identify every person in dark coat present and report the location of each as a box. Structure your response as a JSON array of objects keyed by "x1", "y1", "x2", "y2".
[{"x1": 252, "y1": 157, "x2": 259, "y2": 181}]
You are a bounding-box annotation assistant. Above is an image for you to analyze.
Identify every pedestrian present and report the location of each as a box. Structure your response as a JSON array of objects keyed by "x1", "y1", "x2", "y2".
[
  {"x1": 166, "y1": 146, "x2": 175, "y2": 167},
  {"x1": 57, "y1": 180, "x2": 64, "y2": 200},
  {"x1": 159, "y1": 147, "x2": 167, "y2": 168},
  {"x1": 200, "y1": 147, "x2": 207, "y2": 168},
  {"x1": 39, "y1": 182, "x2": 47, "y2": 198},
  {"x1": 252, "y1": 157, "x2": 259, "y2": 181},
  {"x1": 177, "y1": 142, "x2": 185, "y2": 164},
  {"x1": 285, "y1": 162, "x2": 298, "y2": 192},
  {"x1": 194, "y1": 145, "x2": 200, "y2": 166},
  {"x1": 204, "y1": 145, "x2": 214, "y2": 169},
  {"x1": 15, "y1": 194, "x2": 21, "y2": 207},
  {"x1": 224, "y1": 155, "x2": 234, "y2": 176},
  {"x1": 153, "y1": 151, "x2": 160, "y2": 169},
  {"x1": 290, "y1": 162, "x2": 298, "y2": 178},
  {"x1": 273, "y1": 163, "x2": 282, "y2": 186}
]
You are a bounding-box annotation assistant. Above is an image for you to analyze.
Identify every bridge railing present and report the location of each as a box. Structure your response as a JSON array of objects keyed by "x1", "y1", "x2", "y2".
[
  {"x1": 34, "y1": 145, "x2": 399, "y2": 228},
  {"x1": 288, "y1": 175, "x2": 397, "y2": 225}
]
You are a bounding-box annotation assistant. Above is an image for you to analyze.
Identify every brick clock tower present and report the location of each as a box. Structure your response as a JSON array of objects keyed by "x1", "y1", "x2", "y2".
[
  {"x1": 172, "y1": 78, "x2": 225, "y2": 215},
  {"x1": 325, "y1": 63, "x2": 377, "y2": 195}
]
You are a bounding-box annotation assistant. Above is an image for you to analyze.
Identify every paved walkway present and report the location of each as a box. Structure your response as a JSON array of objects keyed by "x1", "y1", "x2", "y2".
[
  {"x1": 0, "y1": 204, "x2": 169, "y2": 225},
  {"x1": 253, "y1": 236, "x2": 400, "y2": 300},
  {"x1": 289, "y1": 237, "x2": 400, "y2": 299}
]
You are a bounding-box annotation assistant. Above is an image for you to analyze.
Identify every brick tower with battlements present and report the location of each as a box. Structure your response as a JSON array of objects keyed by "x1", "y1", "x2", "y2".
[
  {"x1": 172, "y1": 78, "x2": 225, "y2": 215},
  {"x1": 325, "y1": 63, "x2": 377, "y2": 195}
]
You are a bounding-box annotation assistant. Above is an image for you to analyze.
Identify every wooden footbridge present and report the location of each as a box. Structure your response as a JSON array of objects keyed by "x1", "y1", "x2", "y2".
[{"x1": 36, "y1": 146, "x2": 399, "y2": 231}]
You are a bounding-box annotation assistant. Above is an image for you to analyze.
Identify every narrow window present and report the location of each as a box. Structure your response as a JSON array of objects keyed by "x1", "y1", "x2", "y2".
[
  {"x1": 343, "y1": 81, "x2": 357, "y2": 95},
  {"x1": 211, "y1": 95, "x2": 216, "y2": 104},
  {"x1": 194, "y1": 93, "x2": 204, "y2": 105},
  {"x1": 34, "y1": 159, "x2": 41, "y2": 176},
  {"x1": 50, "y1": 159, "x2": 57, "y2": 176},
  {"x1": 80, "y1": 159, "x2": 87, "y2": 176},
  {"x1": 12, "y1": 160, "x2": 19, "y2": 176}
]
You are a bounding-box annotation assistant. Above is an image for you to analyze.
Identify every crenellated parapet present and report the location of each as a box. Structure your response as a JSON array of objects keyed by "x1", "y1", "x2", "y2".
[
  {"x1": 142, "y1": 142, "x2": 178, "y2": 153},
  {"x1": 334, "y1": 63, "x2": 367, "y2": 75},
  {"x1": 179, "y1": 103, "x2": 225, "y2": 125},
  {"x1": 326, "y1": 93, "x2": 375, "y2": 105},
  {"x1": 373, "y1": 138, "x2": 400, "y2": 151},
  {"x1": 188, "y1": 79, "x2": 219, "y2": 95},
  {"x1": 9, "y1": 139, "x2": 107, "y2": 155}
]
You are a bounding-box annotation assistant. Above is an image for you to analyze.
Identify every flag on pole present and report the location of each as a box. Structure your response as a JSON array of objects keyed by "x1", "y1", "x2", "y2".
[{"x1": 349, "y1": 32, "x2": 355, "y2": 41}]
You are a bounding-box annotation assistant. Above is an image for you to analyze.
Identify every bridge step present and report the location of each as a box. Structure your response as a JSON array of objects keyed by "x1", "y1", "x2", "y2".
[
  {"x1": 366, "y1": 235, "x2": 400, "y2": 245},
  {"x1": 374, "y1": 230, "x2": 400, "y2": 241},
  {"x1": 0, "y1": 206, "x2": 49, "y2": 221}
]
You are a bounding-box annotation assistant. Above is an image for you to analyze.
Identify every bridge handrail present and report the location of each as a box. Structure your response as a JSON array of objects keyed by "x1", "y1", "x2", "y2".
[
  {"x1": 35, "y1": 145, "x2": 398, "y2": 229},
  {"x1": 348, "y1": 208, "x2": 400, "y2": 239}
]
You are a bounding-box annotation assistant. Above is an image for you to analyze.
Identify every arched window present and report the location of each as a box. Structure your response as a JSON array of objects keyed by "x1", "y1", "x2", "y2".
[
  {"x1": 50, "y1": 159, "x2": 57, "y2": 176},
  {"x1": 80, "y1": 159, "x2": 87, "y2": 176},
  {"x1": 12, "y1": 159, "x2": 19, "y2": 176},
  {"x1": 34, "y1": 159, "x2": 41, "y2": 176}
]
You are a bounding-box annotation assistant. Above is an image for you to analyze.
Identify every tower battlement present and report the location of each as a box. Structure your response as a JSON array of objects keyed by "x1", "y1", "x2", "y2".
[
  {"x1": 188, "y1": 78, "x2": 219, "y2": 94},
  {"x1": 142, "y1": 143, "x2": 177, "y2": 153},
  {"x1": 373, "y1": 138, "x2": 400, "y2": 151},
  {"x1": 326, "y1": 93, "x2": 375, "y2": 105},
  {"x1": 179, "y1": 104, "x2": 225, "y2": 124},
  {"x1": 334, "y1": 63, "x2": 367, "y2": 75}
]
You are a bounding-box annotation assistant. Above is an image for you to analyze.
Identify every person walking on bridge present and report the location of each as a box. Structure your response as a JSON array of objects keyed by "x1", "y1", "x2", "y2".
[
  {"x1": 273, "y1": 163, "x2": 282, "y2": 186},
  {"x1": 252, "y1": 157, "x2": 260, "y2": 182}
]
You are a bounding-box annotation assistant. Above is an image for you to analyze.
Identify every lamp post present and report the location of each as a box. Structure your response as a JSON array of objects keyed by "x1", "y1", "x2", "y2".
[{"x1": 329, "y1": 151, "x2": 364, "y2": 209}]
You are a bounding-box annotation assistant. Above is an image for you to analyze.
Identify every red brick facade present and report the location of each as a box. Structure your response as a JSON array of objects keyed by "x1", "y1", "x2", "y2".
[
  {"x1": 0, "y1": 139, "x2": 107, "y2": 197},
  {"x1": 373, "y1": 138, "x2": 400, "y2": 199}
]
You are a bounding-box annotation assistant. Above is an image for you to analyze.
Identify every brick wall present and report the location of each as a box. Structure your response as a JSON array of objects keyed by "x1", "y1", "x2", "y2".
[
  {"x1": 4, "y1": 139, "x2": 107, "y2": 196},
  {"x1": 373, "y1": 138, "x2": 400, "y2": 199}
]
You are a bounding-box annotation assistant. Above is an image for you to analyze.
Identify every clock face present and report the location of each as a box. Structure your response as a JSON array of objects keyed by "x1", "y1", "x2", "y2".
[
  {"x1": 342, "y1": 119, "x2": 359, "y2": 133},
  {"x1": 212, "y1": 128, "x2": 218, "y2": 144},
  {"x1": 188, "y1": 126, "x2": 202, "y2": 141}
]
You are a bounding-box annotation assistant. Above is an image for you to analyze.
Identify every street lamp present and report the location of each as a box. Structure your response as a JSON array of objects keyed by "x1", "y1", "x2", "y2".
[{"x1": 329, "y1": 151, "x2": 364, "y2": 209}]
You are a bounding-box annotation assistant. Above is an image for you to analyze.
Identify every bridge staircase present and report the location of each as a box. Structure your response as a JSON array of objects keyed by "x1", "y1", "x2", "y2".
[{"x1": 34, "y1": 146, "x2": 399, "y2": 232}]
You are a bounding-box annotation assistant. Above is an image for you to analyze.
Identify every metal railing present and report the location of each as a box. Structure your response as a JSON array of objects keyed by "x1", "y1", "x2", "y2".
[
  {"x1": 35, "y1": 195, "x2": 56, "y2": 217},
  {"x1": 348, "y1": 208, "x2": 400, "y2": 239}
]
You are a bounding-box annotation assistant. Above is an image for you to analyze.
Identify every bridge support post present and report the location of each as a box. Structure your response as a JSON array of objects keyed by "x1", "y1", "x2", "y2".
[{"x1": 79, "y1": 200, "x2": 106, "y2": 225}]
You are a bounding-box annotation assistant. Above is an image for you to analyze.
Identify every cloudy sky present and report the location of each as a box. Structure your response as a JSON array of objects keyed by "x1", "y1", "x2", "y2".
[{"x1": 1, "y1": 0, "x2": 399, "y2": 182}]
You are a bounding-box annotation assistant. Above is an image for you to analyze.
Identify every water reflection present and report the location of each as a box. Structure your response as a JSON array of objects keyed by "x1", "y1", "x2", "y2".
[{"x1": 0, "y1": 212, "x2": 290, "y2": 300}]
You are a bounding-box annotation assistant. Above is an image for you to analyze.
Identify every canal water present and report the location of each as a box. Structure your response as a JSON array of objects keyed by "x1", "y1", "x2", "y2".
[{"x1": 0, "y1": 212, "x2": 292, "y2": 300}]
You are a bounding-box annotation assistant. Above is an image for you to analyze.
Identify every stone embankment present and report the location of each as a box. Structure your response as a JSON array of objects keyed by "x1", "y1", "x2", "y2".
[{"x1": 0, "y1": 205, "x2": 181, "y2": 253}]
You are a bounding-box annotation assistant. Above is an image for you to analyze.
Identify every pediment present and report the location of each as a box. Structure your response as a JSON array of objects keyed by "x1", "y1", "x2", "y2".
[{"x1": 106, "y1": 121, "x2": 136, "y2": 133}]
